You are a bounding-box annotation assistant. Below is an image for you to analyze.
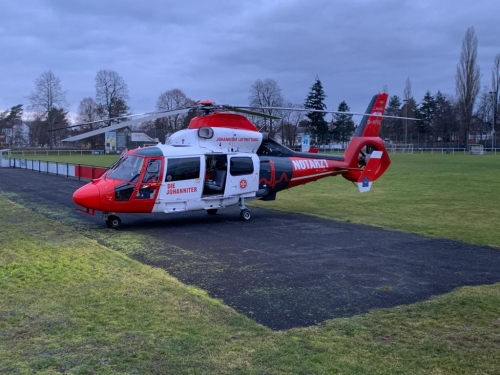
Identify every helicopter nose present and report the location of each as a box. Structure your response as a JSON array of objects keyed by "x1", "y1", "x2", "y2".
[{"x1": 73, "y1": 183, "x2": 100, "y2": 209}]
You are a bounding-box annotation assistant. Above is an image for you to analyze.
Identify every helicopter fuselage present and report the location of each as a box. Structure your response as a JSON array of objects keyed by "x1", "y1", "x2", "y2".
[{"x1": 72, "y1": 94, "x2": 391, "y2": 228}]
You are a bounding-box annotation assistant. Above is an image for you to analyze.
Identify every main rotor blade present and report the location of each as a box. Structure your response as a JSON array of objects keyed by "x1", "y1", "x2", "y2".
[
  {"x1": 223, "y1": 106, "x2": 281, "y2": 120},
  {"x1": 53, "y1": 112, "x2": 162, "y2": 131},
  {"x1": 62, "y1": 108, "x2": 191, "y2": 142},
  {"x1": 241, "y1": 106, "x2": 419, "y2": 120}
]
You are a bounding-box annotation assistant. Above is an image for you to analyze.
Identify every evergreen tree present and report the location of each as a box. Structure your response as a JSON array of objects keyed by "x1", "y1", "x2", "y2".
[
  {"x1": 29, "y1": 107, "x2": 68, "y2": 147},
  {"x1": 416, "y1": 91, "x2": 436, "y2": 136},
  {"x1": 0, "y1": 104, "x2": 23, "y2": 146},
  {"x1": 304, "y1": 77, "x2": 328, "y2": 145},
  {"x1": 0, "y1": 104, "x2": 23, "y2": 130},
  {"x1": 381, "y1": 95, "x2": 402, "y2": 141},
  {"x1": 434, "y1": 91, "x2": 458, "y2": 145},
  {"x1": 48, "y1": 107, "x2": 69, "y2": 146},
  {"x1": 331, "y1": 101, "x2": 355, "y2": 144}
]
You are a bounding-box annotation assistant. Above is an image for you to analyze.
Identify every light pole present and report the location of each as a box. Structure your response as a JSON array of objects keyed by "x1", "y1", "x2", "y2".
[
  {"x1": 403, "y1": 99, "x2": 409, "y2": 146},
  {"x1": 490, "y1": 91, "x2": 497, "y2": 151}
]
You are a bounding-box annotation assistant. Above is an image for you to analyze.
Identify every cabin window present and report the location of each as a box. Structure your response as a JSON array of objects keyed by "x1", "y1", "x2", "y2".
[
  {"x1": 166, "y1": 157, "x2": 200, "y2": 182},
  {"x1": 230, "y1": 157, "x2": 254, "y2": 176}
]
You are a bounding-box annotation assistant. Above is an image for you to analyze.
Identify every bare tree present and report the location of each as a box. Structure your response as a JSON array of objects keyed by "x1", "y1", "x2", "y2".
[
  {"x1": 401, "y1": 78, "x2": 415, "y2": 145},
  {"x1": 278, "y1": 102, "x2": 304, "y2": 147},
  {"x1": 491, "y1": 54, "x2": 500, "y2": 147},
  {"x1": 455, "y1": 27, "x2": 481, "y2": 149},
  {"x1": 249, "y1": 79, "x2": 283, "y2": 138},
  {"x1": 155, "y1": 88, "x2": 196, "y2": 135},
  {"x1": 28, "y1": 70, "x2": 67, "y2": 148},
  {"x1": 76, "y1": 97, "x2": 101, "y2": 149},
  {"x1": 403, "y1": 77, "x2": 412, "y2": 102},
  {"x1": 473, "y1": 87, "x2": 494, "y2": 142},
  {"x1": 95, "y1": 69, "x2": 130, "y2": 123},
  {"x1": 77, "y1": 97, "x2": 99, "y2": 124}
]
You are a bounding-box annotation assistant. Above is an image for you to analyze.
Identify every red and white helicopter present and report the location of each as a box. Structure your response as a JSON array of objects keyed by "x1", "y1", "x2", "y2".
[{"x1": 64, "y1": 92, "x2": 398, "y2": 228}]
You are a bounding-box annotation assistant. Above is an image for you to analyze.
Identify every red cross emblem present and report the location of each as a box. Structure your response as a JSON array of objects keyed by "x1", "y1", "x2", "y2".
[{"x1": 239, "y1": 179, "x2": 247, "y2": 189}]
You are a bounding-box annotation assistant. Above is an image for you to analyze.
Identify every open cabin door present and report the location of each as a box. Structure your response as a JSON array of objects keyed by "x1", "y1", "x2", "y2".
[{"x1": 200, "y1": 153, "x2": 258, "y2": 211}]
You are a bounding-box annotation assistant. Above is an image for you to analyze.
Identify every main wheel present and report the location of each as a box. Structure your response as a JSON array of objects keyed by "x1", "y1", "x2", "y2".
[
  {"x1": 207, "y1": 209, "x2": 218, "y2": 215},
  {"x1": 239, "y1": 208, "x2": 251, "y2": 221},
  {"x1": 106, "y1": 215, "x2": 121, "y2": 229}
]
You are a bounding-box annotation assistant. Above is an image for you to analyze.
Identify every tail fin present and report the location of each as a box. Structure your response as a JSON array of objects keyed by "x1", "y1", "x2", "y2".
[
  {"x1": 353, "y1": 92, "x2": 389, "y2": 137},
  {"x1": 342, "y1": 92, "x2": 390, "y2": 192}
]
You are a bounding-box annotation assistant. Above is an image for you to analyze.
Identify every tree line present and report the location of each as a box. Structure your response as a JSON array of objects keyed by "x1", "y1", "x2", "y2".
[{"x1": 1, "y1": 27, "x2": 498, "y2": 149}]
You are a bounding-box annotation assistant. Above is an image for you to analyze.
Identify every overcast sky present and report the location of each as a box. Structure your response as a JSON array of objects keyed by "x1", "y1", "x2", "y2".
[{"x1": 1, "y1": 0, "x2": 499, "y2": 122}]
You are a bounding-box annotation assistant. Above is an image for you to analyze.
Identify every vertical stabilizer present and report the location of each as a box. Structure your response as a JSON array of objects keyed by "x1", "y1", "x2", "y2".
[{"x1": 353, "y1": 92, "x2": 388, "y2": 138}]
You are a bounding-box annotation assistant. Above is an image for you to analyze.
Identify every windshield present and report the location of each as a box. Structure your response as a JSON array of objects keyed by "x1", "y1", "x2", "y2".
[{"x1": 107, "y1": 155, "x2": 144, "y2": 182}]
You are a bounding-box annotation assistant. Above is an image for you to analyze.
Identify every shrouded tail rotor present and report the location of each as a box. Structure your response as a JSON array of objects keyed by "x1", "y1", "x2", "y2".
[{"x1": 341, "y1": 92, "x2": 391, "y2": 192}]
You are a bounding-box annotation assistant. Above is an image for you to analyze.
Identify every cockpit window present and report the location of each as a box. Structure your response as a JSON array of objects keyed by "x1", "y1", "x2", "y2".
[
  {"x1": 107, "y1": 155, "x2": 144, "y2": 182},
  {"x1": 142, "y1": 160, "x2": 161, "y2": 183}
]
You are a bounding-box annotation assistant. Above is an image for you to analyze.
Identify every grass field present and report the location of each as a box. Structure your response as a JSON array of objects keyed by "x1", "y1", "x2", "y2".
[
  {"x1": 16, "y1": 152, "x2": 500, "y2": 246},
  {"x1": 1, "y1": 153, "x2": 500, "y2": 374},
  {"x1": 254, "y1": 153, "x2": 500, "y2": 247}
]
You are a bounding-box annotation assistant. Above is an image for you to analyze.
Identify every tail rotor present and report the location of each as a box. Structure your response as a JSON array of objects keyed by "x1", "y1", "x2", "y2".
[{"x1": 341, "y1": 92, "x2": 391, "y2": 192}]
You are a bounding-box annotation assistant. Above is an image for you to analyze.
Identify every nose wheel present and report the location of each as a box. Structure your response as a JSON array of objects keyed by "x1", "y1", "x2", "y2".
[{"x1": 105, "y1": 215, "x2": 122, "y2": 229}]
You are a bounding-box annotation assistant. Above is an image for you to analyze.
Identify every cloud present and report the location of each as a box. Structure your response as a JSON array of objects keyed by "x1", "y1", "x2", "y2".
[{"x1": 1, "y1": 0, "x2": 499, "y2": 120}]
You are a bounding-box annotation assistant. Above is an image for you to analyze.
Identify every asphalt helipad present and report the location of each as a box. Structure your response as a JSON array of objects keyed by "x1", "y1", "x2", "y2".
[{"x1": 1, "y1": 168, "x2": 500, "y2": 330}]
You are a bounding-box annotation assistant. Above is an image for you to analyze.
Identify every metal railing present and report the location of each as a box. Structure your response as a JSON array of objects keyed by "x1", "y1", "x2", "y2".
[
  {"x1": 9, "y1": 149, "x2": 102, "y2": 157},
  {"x1": 9, "y1": 158, "x2": 107, "y2": 180},
  {"x1": 316, "y1": 147, "x2": 498, "y2": 155}
]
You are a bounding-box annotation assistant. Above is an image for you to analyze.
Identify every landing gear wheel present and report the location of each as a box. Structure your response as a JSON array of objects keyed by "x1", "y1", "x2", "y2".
[
  {"x1": 239, "y1": 208, "x2": 252, "y2": 221},
  {"x1": 207, "y1": 209, "x2": 218, "y2": 215},
  {"x1": 106, "y1": 215, "x2": 121, "y2": 229}
]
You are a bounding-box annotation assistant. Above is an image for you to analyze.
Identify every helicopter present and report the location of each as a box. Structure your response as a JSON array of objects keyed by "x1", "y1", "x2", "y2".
[{"x1": 63, "y1": 92, "x2": 397, "y2": 229}]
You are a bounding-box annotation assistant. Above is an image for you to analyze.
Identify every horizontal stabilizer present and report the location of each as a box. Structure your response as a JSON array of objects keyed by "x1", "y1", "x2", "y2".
[{"x1": 357, "y1": 150, "x2": 383, "y2": 193}]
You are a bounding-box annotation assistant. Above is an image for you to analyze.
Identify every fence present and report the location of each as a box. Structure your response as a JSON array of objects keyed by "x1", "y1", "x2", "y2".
[
  {"x1": 9, "y1": 149, "x2": 102, "y2": 157},
  {"x1": 317, "y1": 147, "x2": 499, "y2": 155},
  {"x1": 8, "y1": 158, "x2": 108, "y2": 180},
  {"x1": 395, "y1": 147, "x2": 498, "y2": 155}
]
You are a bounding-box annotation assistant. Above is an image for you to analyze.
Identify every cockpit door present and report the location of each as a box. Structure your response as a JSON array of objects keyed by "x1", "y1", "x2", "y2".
[
  {"x1": 111, "y1": 156, "x2": 163, "y2": 213},
  {"x1": 133, "y1": 158, "x2": 163, "y2": 200}
]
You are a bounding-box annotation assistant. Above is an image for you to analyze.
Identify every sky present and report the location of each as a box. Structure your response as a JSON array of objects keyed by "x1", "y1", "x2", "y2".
[{"x1": 1, "y1": 0, "x2": 499, "y2": 123}]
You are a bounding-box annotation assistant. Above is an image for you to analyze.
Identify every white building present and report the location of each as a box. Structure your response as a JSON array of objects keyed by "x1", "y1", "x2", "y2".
[{"x1": 2, "y1": 122, "x2": 30, "y2": 147}]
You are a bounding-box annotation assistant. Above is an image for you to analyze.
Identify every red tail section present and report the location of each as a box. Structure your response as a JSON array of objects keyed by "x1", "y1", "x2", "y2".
[
  {"x1": 353, "y1": 92, "x2": 388, "y2": 137},
  {"x1": 342, "y1": 92, "x2": 390, "y2": 192}
]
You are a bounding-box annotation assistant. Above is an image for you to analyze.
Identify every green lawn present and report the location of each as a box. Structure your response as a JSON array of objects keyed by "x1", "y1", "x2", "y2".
[
  {"x1": 254, "y1": 153, "x2": 500, "y2": 247},
  {"x1": 1, "y1": 153, "x2": 500, "y2": 374}
]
